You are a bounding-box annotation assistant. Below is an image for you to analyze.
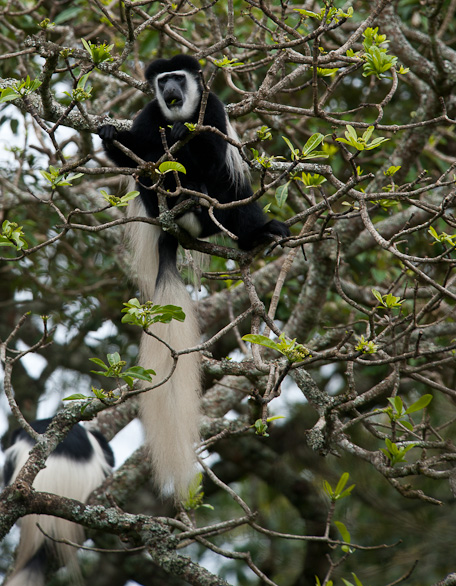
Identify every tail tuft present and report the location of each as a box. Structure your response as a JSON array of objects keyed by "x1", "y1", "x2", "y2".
[
  {"x1": 128, "y1": 199, "x2": 202, "y2": 499},
  {"x1": 139, "y1": 271, "x2": 201, "y2": 498}
]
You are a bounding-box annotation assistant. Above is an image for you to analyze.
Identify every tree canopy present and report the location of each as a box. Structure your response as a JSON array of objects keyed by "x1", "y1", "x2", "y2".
[{"x1": 1, "y1": 0, "x2": 456, "y2": 585}]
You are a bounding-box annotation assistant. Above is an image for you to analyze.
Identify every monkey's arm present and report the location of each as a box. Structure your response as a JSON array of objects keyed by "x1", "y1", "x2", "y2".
[
  {"x1": 238, "y1": 216, "x2": 290, "y2": 250},
  {"x1": 99, "y1": 102, "x2": 163, "y2": 168},
  {"x1": 228, "y1": 200, "x2": 290, "y2": 250},
  {"x1": 98, "y1": 124, "x2": 138, "y2": 167}
]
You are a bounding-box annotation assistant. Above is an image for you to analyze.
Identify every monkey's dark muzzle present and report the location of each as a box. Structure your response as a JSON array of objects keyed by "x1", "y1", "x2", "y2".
[
  {"x1": 165, "y1": 97, "x2": 183, "y2": 108},
  {"x1": 163, "y1": 85, "x2": 184, "y2": 108}
]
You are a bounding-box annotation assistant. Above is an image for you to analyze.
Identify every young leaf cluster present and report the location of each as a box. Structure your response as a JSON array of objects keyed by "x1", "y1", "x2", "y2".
[
  {"x1": 385, "y1": 394, "x2": 433, "y2": 431},
  {"x1": 358, "y1": 27, "x2": 398, "y2": 79},
  {"x1": 40, "y1": 166, "x2": 84, "y2": 188},
  {"x1": 63, "y1": 72, "x2": 93, "y2": 102},
  {"x1": 381, "y1": 438, "x2": 416, "y2": 466},
  {"x1": 323, "y1": 473, "x2": 355, "y2": 502},
  {"x1": 0, "y1": 220, "x2": 28, "y2": 251},
  {"x1": 283, "y1": 133, "x2": 329, "y2": 161},
  {"x1": 363, "y1": 45, "x2": 398, "y2": 79},
  {"x1": 121, "y1": 298, "x2": 186, "y2": 329},
  {"x1": 257, "y1": 125, "x2": 272, "y2": 141},
  {"x1": 81, "y1": 38, "x2": 114, "y2": 64},
  {"x1": 372, "y1": 288, "x2": 404, "y2": 309},
  {"x1": 428, "y1": 226, "x2": 456, "y2": 247},
  {"x1": 251, "y1": 149, "x2": 277, "y2": 169},
  {"x1": 0, "y1": 75, "x2": 42, "y2": 104},
  {"x1": 101, "y1": 189, "x2": 139, "y2": 207},
  {"x1": 214, "y1": 56, "x2": 244, "y2": 67},
  {"x1": 355, "y1": 334, "x2": 378, "y2": 354},
  {"x1": 336, "y1": 126, "x2": 389, "y2": 152},
  {"x1": 90, "y1": 352, "x2": 155, "y2": 388},
  {"x1": 242, "y1": 333, "x2": 311, "y2": 362},
  {"x1": 297, "y1": 172, "x2": 327, "y2": 188},
  {"x1": 183, "y1": 473, "x2": 215, "y2": 511},
  {"x1": 253, "y1": 416, "x2": 285, "y2": 437},
  {"x1": 294, "y1": 5, "x2": 353, "y2": 24},
  {"x1": 317, "y1": 67, "x2": 339, "y2": 77},
  {"x1": 63, "y1": 386, "x2": 117, "y2": 408},
  {"x1": 371, "y1": 198, "x2": 399, "y2": 210}
]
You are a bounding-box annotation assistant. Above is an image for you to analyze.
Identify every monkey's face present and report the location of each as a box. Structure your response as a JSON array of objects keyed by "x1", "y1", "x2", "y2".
[{"x1": 154, "y1": 70, "x2": 201, "y2": 122}]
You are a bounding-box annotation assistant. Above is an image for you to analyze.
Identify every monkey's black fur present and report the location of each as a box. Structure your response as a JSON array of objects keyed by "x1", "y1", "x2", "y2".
[{"x1": 99, "y1": 54, "x2": 289, "y2": 254}]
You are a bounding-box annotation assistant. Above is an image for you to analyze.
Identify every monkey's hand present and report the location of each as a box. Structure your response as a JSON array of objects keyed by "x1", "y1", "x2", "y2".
[
  {"x1": 98, "y1": 124, "x2": 118, "y2": 141},
  {"x1": 170, "y1": 122, "x2": 189, "y2": 143},
  {"x1": 238, "y1": 220, "x2": 290, "y2": 250}
]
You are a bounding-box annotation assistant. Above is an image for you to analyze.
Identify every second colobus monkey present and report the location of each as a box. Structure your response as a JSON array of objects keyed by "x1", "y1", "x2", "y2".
[
  {"x1": 3, "y1": 419, "x2": 114, "y2": 586},
  {"x1": 99, "y1": 54, "x2": 289, "y2": 498}
]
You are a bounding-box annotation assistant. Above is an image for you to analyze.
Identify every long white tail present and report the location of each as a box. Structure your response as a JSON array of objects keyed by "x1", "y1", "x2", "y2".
[
  {"x1": 127, "y1": 199, "x2": 201, "y2": 498},
  {"x1": 4, "y1": 432, "x2": 111, "y2": 586}
]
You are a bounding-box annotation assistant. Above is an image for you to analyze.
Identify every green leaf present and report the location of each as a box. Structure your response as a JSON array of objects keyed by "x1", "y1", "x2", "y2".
[
  {"x1": 158, "y1": 161, "x2": 187, "y2": 174},
  {"x1": 404, "y1": 394, "x2": 433, "y2": 415},
  {"x1": 322, "y1": 480, "x2": 334, "y2": 498},
  {"x1": 213, "y1": 56, "x2": 244, "y2": 67},
  {"x1": 121, "y1": 298, "x2": 185, "y2": 328},
  {"x1": 335, "y1": 472, "x2": 349, "y2": 495},
  {"x1": 282, "y1": 135, "x2": 299, "y2": 160},
  {"x1": 317, "y1": 67, "x2": 339, "y2": 77},
  {"x1": 81, "y1": 38, "x2": 91, "y2": 54},
  {"x1": 343, "y1": 574, "x2": 364, "y2": 586},
  {"x1": 294, "y1": 8, "x2": 320, "y2": 18},
  {"x1": 301, "y1": 150, "x2": 329, "y2": 160},
  {"x1": 121, "y1": 375, "x2": 134, "y2": 388},
  {"x1": 428, "y1": 226, "x2": 439, "y2": 240},
  {"x1": 365, "y1": 136, "x2": 390, "y2": 150},
  {"x1": 0, "y1": 220, "x2": 28, "y2": 250},
  {"x1": 298, "y1": 172, "x2": 327, "y2": 187},
  {"x1": 242, "y1": 333, "x2": 310, "y2": 362},
  {"x1": 345, "y1": 125, "x2": 358, "y2": 141},
  {"x1": 92, "y1": 387, "x2": 107, "y2": 399},
  {"x1": 275, "y1": 182, "x2": 290, "y2": 207},
  {"x1": 381, "y1": 439, "x2": 416, "y2": 465},
  {"x1": 302, "y1": 133, "x2": 325, "y2": 156},
  {"x1": 253, "y1": 419, "x2": 270, "y2": 437},
  {"x1": 384, "y1": 165, "x2": 401, "y2": 176},
  {"x1": 362, "y1": 126, "x2": 374, "y2": 142},
  {"x1": 371, "y1": 288, "x2": 384, "y2": 304},
  {"x1": 89, "y1": 357, "x2": 108, "y2": 369},
  {"x1": 122, "y1": 366, "x2": 155, "y2": 382},
  {"x1": 62, "y1": 393, "x2": 89, "y2": 401},
  {"x1": 0, "y1": 87, "x2": 19, "y2": 103},
  {"x1": 242, "y1": 334, "x2": 282, "y2": 352},
  {"x1": 387, "y1": 396, "x2": 404, "y2": 416},
  {"x1": 323, "y1": 473, "x2": 355, "y2": 501},
  {"x1": 77, "y1": 72, "x2": 91, "y2": 89},
  {"x1": 335, "y1": 520, "x2": 355, "y2": 553},
  {"x1": 335, "y1": 520, "x2": 351, "y2": 543},
  {"x1": 107, "y1": 352, "x2": 121, "y2": 366}
]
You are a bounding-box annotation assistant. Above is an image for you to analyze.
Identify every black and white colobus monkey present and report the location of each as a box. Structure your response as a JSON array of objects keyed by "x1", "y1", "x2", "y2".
[
  {"x1": 3, "y1": 419, "x2": 114, "y2": 586},
  {"x1": 99, "y1": 54, "x2": 289, "y2": 498}
]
